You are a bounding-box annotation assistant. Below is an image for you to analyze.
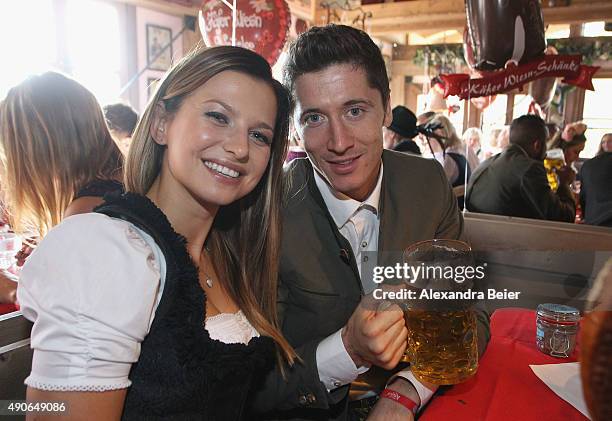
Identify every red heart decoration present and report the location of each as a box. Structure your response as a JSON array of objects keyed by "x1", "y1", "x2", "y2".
[{"x1": 199, "y1": 0, "x2": 290, "y2": 66}]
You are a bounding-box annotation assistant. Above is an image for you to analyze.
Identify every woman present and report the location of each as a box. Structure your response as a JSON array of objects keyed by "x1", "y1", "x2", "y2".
[
  {"x1": 18, "y1": 46, "x2": 296, "y2": 420},
  {"x1": 0, "y1": 72, "x2": 124, "y2": 304},
  {"x1": 596, "y1": 132, "x2": 612, "y2": 156},
  {"x1": 462, "y1": 127, "x2": 483, "y2": 158},
  {"x1": 547, "y1": 121, "x2": 587, "y2": 166},
  {"x1": 425, "y1": 115, "x2": 478, "y2": 187}
]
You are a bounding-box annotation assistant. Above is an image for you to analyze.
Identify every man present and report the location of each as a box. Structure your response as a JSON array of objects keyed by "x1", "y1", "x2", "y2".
[
  {"x1": 383, "y1": 106, "x2": 421, "y2": 155},
  {"x1": 579, "y1": 143, "x2": 612, "y2": 227},
  {"x1": 466, "y1": 114, "x2": 576, "y2": 222},
  {"x1": 252, "y1": 25, "x2": 489, "y2": 420}
]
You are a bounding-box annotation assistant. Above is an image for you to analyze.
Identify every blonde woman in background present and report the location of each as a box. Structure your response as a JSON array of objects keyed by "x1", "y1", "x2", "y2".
[
  {"x1": 425, "y1": 114, "x2": 479, "y2": 187},
  {"x1": 480, "y1": 127, "x2": 504, "y2": 161},
  {"x1": 462, "y1": 127, "x2": 483, "y2": 158},
  {"x1": 0, "y1": 72, "x2": 124, "y2": 236},
  {"x1": 0, "y1": 72, "x2": 124, "y2": 304}
]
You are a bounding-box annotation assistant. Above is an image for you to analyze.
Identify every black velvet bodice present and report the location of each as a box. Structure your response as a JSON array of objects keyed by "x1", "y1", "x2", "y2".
[{"x1": 95, "y1": 192, "x2": 275, "y2": 420}]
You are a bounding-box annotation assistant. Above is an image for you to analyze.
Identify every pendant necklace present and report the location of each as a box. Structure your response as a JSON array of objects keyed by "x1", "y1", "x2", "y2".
[{"x1": 201, "y1": 249, "x2": 214, "y2": 288}]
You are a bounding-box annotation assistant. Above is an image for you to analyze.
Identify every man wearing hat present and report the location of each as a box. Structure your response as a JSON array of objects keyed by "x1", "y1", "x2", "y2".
[{"x1": 383, "y1": 106, "x2": 422, "y2": 155}]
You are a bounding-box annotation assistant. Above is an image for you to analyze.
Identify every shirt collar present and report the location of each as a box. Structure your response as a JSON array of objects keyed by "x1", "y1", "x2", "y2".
[{"x1": 312, "y1": 160, "x2": 383, "y2": 229}]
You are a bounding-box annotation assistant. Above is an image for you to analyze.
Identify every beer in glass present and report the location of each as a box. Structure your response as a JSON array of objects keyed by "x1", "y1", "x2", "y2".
[
  {"x1": 544, "y1": 148, "x2": 565, "y2": 192},
  {"x1": 401, "y1": 239, "x2": 479, "y2": 385}
]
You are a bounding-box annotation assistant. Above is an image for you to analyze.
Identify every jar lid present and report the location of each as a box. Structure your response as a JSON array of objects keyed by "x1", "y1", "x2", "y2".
[{"x1": 537, "y1": 303, "x2": 580, "y2": 323}]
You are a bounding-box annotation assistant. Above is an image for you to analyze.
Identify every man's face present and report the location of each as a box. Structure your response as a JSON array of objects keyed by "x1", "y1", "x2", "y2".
[{"x1": 292, "y1": 64, "x2": 391, "y2": 201}]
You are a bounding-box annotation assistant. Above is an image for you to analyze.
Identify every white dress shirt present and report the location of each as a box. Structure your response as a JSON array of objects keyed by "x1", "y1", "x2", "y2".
[{"x1": 312, "y1": 162, "x2": 435, "y2": 410}]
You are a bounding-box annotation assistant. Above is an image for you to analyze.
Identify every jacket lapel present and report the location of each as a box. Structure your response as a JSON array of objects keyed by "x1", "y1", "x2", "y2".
[
  {"x1": 301, "y1": 159, "x2": 364, "y2": 293},
  {"x1": 377, "y1": 150, "x2": 417, "y2": 267}
]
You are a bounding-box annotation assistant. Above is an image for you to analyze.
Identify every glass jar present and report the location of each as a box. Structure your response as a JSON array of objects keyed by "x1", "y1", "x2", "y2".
[{"x1": 536, "y1": 303, "x2": 580, "y2": 358}]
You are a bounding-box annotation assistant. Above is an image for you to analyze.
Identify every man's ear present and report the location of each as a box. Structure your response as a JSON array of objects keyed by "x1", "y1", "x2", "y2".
[
  {"x1": 532, "y1": 138, "x2": 543, "y2": 157},
  {"x1": 150, "y1": 102, "x2": 169, "y2": 145},
  {"x1": 383, "y1": 97, "x2": 392, "y2": 128}
]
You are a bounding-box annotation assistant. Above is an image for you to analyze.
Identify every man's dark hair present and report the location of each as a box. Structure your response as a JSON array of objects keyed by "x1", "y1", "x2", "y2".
[
  {"x1": 509, "y1": 114, "x2": 548, "y2": 149},
  {"x1": 103, "y1": 103, "x2": 138, "y2": 136},
  {"x1": 283, "y1": 24, "x2": 390, "y2": 109}
]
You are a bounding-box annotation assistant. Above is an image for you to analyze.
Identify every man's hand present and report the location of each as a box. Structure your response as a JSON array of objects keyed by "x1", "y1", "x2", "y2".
[
  {"x1": 342, "y1": 294, "x2": 407, "y2": 370},
  {"x1": 556, "y1": 165, "x2": 576, "y2": 186},
  {"x1": 366, "y1": 378, "x2": 418, "y2": 421}
]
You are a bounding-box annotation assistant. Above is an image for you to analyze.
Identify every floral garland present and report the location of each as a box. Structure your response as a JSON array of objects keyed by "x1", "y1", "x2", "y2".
[
  {"x1": 412, "y1": 38, "x2": 611, "y2": 68},
  {"x1": 548, "y1": 38, "x2": 611, "y2": 65}
]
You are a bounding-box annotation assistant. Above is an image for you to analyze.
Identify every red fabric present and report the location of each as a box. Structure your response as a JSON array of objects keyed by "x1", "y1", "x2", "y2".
[
  {"x1": 420, "y1": 308, "x2": 587, "y2": 421},
  {"x1": 0, "y1": 303, "x2": 18, "y2": 315}
]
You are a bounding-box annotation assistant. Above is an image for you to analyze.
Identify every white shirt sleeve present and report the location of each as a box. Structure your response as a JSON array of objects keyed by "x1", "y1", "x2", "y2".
[
  {"x1": 17, "y1": 213, "x2": 164, "y2": 392},
  {"x1": 316, "y1": 328, "x2": 370, "y2": 391},
  {"x1": 389, "y1": 369, "x2": 437, "y2": 411}
]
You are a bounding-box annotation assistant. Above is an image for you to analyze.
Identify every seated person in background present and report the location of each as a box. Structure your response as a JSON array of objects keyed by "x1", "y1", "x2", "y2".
[
  {"x1": 479, "y1": 127, "x2": 502, "y2": 161},
  {"x1": 104, "y1": 102, "x2": 139, "y2": 156},
  {"x1": 497, "y1": 125, "x2": 510, "y2": 150},
  {"x1": 18, "y1": 46, "x2": 296, "y2": 420},
  {"x1": 428, "y1": 115, "x2": 479, "y2": 185},
  {"x1": 462, "y1": 127, "x2": 483, "y2": 159},
  {"x1": 466, "y1": 114, "x2": 575, "y2": 222},
  {"x1": 579, "y1": 133, "x2": 612, "y2": 227},
  {"x1": 547, "y1": 121, "x2": 587, "y2": 168},
  {"x1": 382, "y1": 105, "x2": 421, "y2": 154},
  {"x1": 0, "y1": 72, "x2": 124, "y2": 304},
  {"x1": 596, "y1": 132, "x2": 612, "y2": 156},
  {"x1": 416, "y1": 111, "x2": 436, "y2": 152}
]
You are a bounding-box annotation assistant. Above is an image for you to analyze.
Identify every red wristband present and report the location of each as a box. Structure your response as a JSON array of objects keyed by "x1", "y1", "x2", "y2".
[{"x1": 380, "y1": 388, "x2": 418, "y2": 414}]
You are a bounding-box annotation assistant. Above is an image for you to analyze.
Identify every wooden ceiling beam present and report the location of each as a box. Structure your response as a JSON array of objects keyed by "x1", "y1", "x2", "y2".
[
  {"x1": 112, "y1": 0, "x2": 198, "y2": 15},
  {"x1": 314, "y1": 0, "x2": 612, "y2": 37}
]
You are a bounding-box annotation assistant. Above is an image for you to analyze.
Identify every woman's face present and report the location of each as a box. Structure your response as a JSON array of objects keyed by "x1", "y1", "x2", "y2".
[
  {"x1": 154, "y1": 70, "x2": 277, "y2": 208},
  {"x1": 602, "y1": 134, "x2": 612, "y2": 152},
  {"x1": 564, "y1": 143, "x2": 584, "y2": 165},
  {"x1": 467, "y1": 134, "x2": 480, "y2": 149}
]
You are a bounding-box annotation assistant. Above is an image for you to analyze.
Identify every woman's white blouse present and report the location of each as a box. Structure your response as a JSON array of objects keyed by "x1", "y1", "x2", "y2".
[{"x1": 17, "y1": 213, "x2": 258, "y2": 392}]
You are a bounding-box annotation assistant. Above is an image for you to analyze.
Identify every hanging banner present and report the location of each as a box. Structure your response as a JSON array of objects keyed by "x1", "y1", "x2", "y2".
[
  {"x1": 440, "y1": 55, "x2": 599, "y2": 100},
  {"x1": 199, "y1": 0, "x2": 290, "y2": 66}
]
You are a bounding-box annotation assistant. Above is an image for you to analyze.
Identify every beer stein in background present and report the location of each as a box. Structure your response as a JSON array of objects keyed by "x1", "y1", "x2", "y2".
[
  {"x1": 402, "y1": 239, "x2": 479, "y2": 385},
  {"x1": 544, "y1": 148, "x2": 566, "y2": 192},
  {"x1": 0, "y1": 232, "x2": 22, "y2": 270}
]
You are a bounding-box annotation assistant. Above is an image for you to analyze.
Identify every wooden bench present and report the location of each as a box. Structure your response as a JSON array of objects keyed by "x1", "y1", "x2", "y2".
[
  {"x1": 0, "y1": 310, "x2": 33, "y2": 402},
  {"x1": 464, "y1": 212, "x2": 612, "y2": 311}
]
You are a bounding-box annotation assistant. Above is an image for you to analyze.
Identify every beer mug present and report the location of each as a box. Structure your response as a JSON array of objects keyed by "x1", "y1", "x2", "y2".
[
  {"x1": 401, "y1": 239, "x2": 479, "y2": 385},
  {"x1": 544, "y1": 148, "x2": 566, "y2": 192}
]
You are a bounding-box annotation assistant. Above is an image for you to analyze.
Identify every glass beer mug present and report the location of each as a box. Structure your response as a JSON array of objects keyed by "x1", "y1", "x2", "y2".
[
  {"x1": 544, "y1": 148, "x2": 566, "y2": 192},
  {"x1": 401, "y1": 239, "x2": 479, "y2": 385}
]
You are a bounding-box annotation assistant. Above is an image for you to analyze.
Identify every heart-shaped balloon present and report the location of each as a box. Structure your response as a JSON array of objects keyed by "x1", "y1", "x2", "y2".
[{"x1": 199, "y1": 0, "x2": 290, "y2": 66}]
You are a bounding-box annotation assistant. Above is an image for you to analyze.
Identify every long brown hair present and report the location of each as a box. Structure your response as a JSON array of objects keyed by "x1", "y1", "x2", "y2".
[
  {"x1": 430, "y1": 114, "x2": 462, "y2": 149},
  {"x1": 125, "y1": 45, "x2": 296, "y2": 365},
  {"x1": 0, "y1": 72, "x2": 123, "y2": 236}
]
